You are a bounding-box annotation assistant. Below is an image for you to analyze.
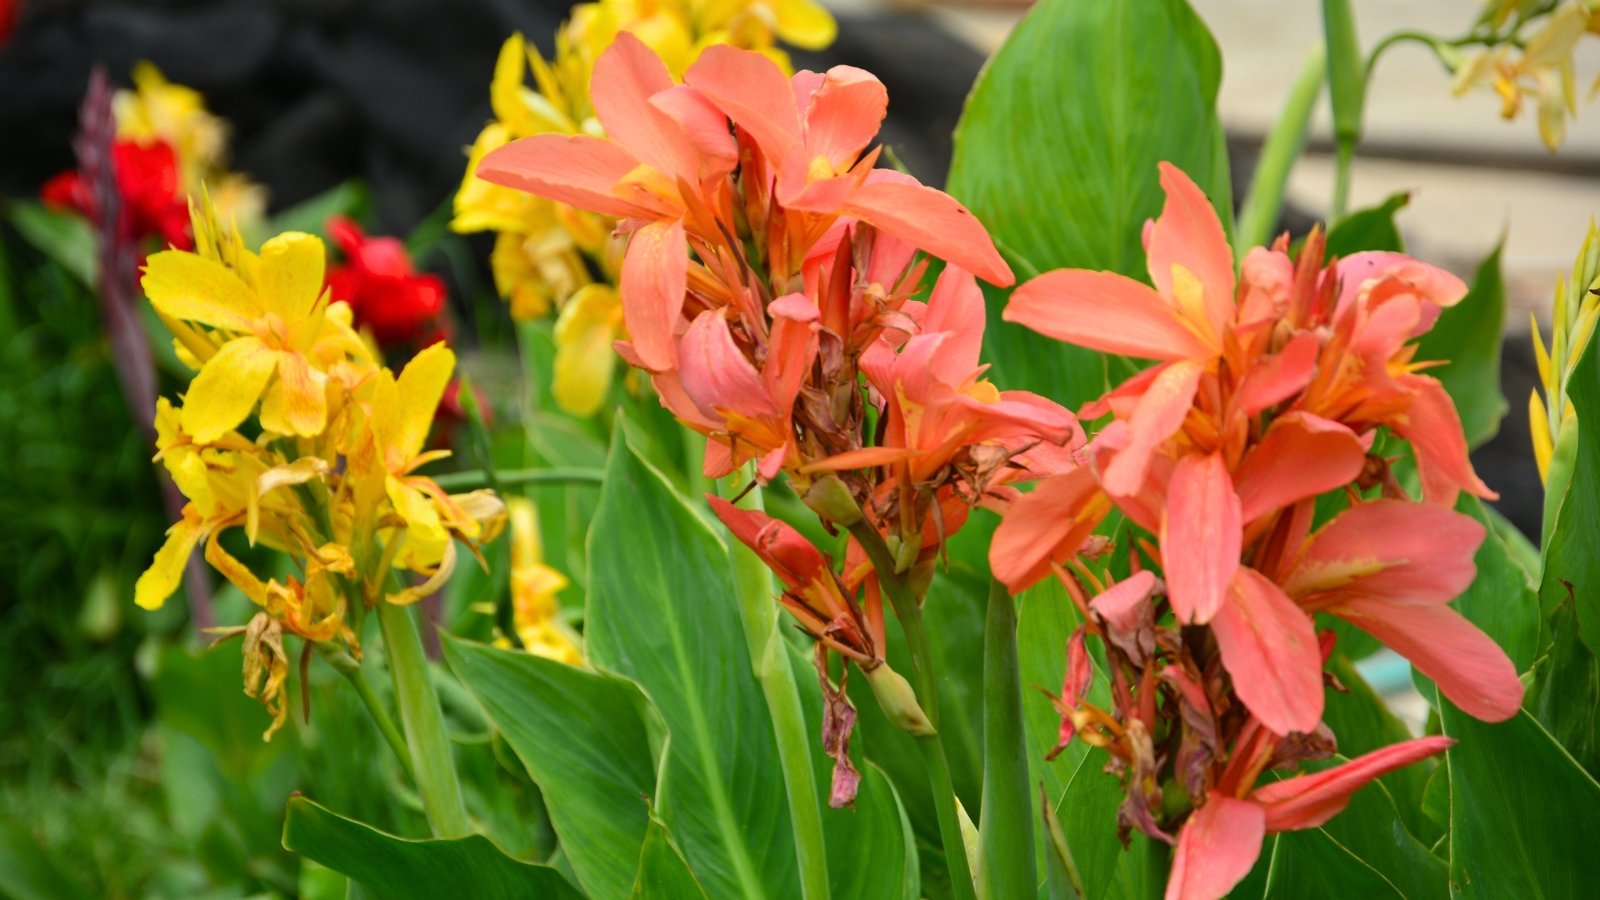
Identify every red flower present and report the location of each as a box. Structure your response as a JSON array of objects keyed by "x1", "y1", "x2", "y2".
[
  {"x1": 41, "y1": 138, "x2": 192, "y2": 249},
  {"x1": 325, "y1": 216, "x2": 448, "y2": 349}
]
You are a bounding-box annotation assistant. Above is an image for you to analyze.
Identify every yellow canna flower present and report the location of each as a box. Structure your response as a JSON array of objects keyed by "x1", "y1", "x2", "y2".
[
  {"x1": 141, "y1": 231, "x2": 373, "y2": 442},
  {"x1": 1530, "y1": 219, "x2": 1600, "y2": 482},
  {"x1": 507, "y1": 497, "x2": 583, "y2": 664},
  {"x1": 1454, "y1": 2, "x2": 1591, "y2": 150},
  {"x1": 553, "y1": 284, "x2": 625, "y2": 416}
]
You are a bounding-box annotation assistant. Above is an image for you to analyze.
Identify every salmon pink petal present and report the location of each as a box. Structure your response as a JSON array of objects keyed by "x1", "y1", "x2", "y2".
[
  {"x1": 1335, "y1": 252, "x2": 1468, "y2": 318},
  {"x1": 802, "y1": 65, "x2": 888, "y2": 171},
  {"x1": 1147, "y1": 162, "x2": 1236, "y2": 341},
  {"x1": 922, "y1": 266, "x2": 986, "y2": 372},
  {"x1": 1102, "y1": 361, "x2": 1203, "y2": 498},
  {"x1": 989, "y1": 468, "x2": 1110, "y2": 592},
  {"x1": 765, "y1": 293, "x2": 821, "y2": 409},
  {"x1": 620, "y1": 218, "x2": 689, "y2": 371},
  {"x1": 685, "y1": 45, "x2": 804, "y2": 166},
  {"x1": 804, "y1": 446, "x2": 919, "y2": 473},
  {"x1": 1161, "y1": 453, "x2": 1241, "y2": 624},
  {"x1": 978, "y1": 391, "x2": 1084, "y2": 448},
  {"x1": 589, "y1": 33, "x2": 697, "y2": 182},
  {"x1": 1252, "y1": 736, "x2": 1454, "y2": 831},
  {"x1": 1330, "y1": 598, "x2": 1523, "y2": 721},
  {"x1": 679, "y1": 310, "x2": 779, "y2": 421},
  {"x1": 1234, "y1": 332, "x2": 1319, "y2": 415},
  {"x1": 649, "y1": 369, "x2": 720, "y2": 431},
  {"x1": 477, "y1": 134, "x2": 652, "y2": 220},
  {"x1": 1005, "y1": 269, "x2": 1211, "y2": 361},
  {"x1": 1212, "y1": 568, "x2": 1324, "y2": 735},
  {"x1": 843, "y1": 171, "x2": 1014, "y2": 286},
  {"x1": 1047, "y1": 626, "x2": 1093, "y2": 759},
  {"x1": 1234, "y1": 412, "x2": 1365, "y2": 522},
  {"x1": 649, "y1": 84, "x2": 738, "y2": 177},
  {"x1": 1164, "y1": 793, "x2": 1265, "y2": 900},
  {"x1": 1284, "y1": 500, "x2": 1484, "y2": 605},
  {"x1": 1238, "y1": 246, "x2": 1294, "y2": 327},
  {"x1": 1392, "y1": 374, "x2": 1498, "y2": 504}
]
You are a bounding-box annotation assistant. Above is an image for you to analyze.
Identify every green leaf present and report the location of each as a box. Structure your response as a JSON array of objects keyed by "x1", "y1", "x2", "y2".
[
  {"x1": 0, "y1": 821, "x2": 92, "y2": 900},
  {"x1": 978, "y1": 582, "x2": 1037, "y2": 900},
  {"x1": 1321, "y1": 654, "x2": 1438, "y2": 842},
  {"x1": 1441, "y1": 704, "x2": 1600, "y2": 897},
  {"x1": 282, "y1": 796, "x2": 583, "y2": 899},
  {"x1": 1324, "y1": 191, "x2": 1408, "y2": 256},
  {"x1": 1542, "y1": 330, "x2": 1600, "y2": 659},
  {"x1": 266, "y1": 181, "x2": 370, "y2": 238},
  {"x1": 1254, "y1": 828, "x2": 1405, "y2": 899},
  {"x1": 4, "y1": 200, "x2": 97, "y2": 286},
  {"x1": 1450, "y1": 495, "x2": 1539, "y2": 672},
  {"x1": 1414, "y1": 242, "x2": 1508, "y2": 449},
  {"x1": 631, "y1": 815, "x2": 710, "y2": 899},
  {"x1": 585, "y1": 430, "x2": 797, "y2": 899},
  {"x1": 947, "y1": 0, "x2": 1229, "y2": 406},
  {"x1": 1298, "y1": 760, "x2": 1448, "y2": 900},
  {"x1": 441, "y1": 634, "x2": 662, "y2": 900},
  {"x1": 1526, "y1": 594, "x2": 1600, "y2": 775}
]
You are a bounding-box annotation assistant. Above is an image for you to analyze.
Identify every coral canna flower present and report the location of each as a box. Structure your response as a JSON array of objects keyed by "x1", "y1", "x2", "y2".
[{"x1": 1166, "y1": 737, "x2": 1454, "y2": 900}]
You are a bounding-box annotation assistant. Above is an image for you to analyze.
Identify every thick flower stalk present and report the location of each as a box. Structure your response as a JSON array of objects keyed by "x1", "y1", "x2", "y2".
[
  {"x1": 135, "y1": 199, "x2": 505, "y2": 741},
  {"x1": 452, "y1": 0, "x2": 835, "y2": 416},
  {"x1": 1529, "y1": 219, "x2": 1599, "y2": 484},
  {"x1": 990, "y1": 163, "x2": 1524, "y2": 900}
]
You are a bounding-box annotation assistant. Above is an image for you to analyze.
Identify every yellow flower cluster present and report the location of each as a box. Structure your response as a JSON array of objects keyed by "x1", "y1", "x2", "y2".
[
  {"x1": 501, "y1": 498, "x2": 583, "y2": 664},
  {"x1": 1454, "y1": 1, "x2": 1600, "y2": 150},
  {"x1": 1531, "y1": 220, "x2": 1600, "y2": 482},
  {"x1": 136, "y1": 199, "x2": 505, "y2": 738},
  {"x1": 115, "y1": 62, "x2": 267, "y2": 230},
  {"x1": 451, "y1": 0, "x2": 835, "y2": 416}
]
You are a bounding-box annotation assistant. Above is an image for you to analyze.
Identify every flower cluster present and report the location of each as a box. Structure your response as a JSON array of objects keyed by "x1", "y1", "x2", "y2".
[
  {"x1": 502, "y1": 497, "x2": 583, "y2": 664},
  {"x1": 451, "y1": 0, "x2": 834, "y2": 416},
  {"x1": 135, "y1": 199, "x2": 504, "y2": 738},
  {"x1": 989, "y1": 164, "x2": 1524, "y2": 900},
  {"x1": 478, "y1": 34, "x2": 1080, "y2": 796},
  {"x1": 1529, "y1": 219, "x2": 1599, "y2": 482},
  {"x1": 1453, "y1": 0, "x2": 1600, "y2": 150},
  {"x1": 43, "y1": 62, "x2": 264, "y2": 249},
  {"x1": 325, "y1": 215, "x2": 450, "y2": 353}
]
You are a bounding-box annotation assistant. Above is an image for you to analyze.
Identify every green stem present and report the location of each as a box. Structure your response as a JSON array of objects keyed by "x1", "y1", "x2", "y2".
[
  {"x1": 1322, "y1": 0, "x2": 1364, "y2": 224},
  {"x1": 377, "y1": 600, "x2": 472, "y2": 838},
  {"x1": 846, "y1": 521, "x2": 978, "y2": 900},
  {"x1": 1331, "y1": 139, "x2": 1356, "y2": 224},
  {"x1": 717, "y1": 476, "x2": 832, "y2": 900},
  {"x1": 320, "y1": 646, "x2": 415, "y2": 783},
  {"x1": 430, "y1": 466, "x2": 605, "y2": 492},
  {"x1": 1235, "y1": 48, "x2": 1325, "y2": 254},
  {"x1": 977, "y1": 580, "x2": 1035, "y2": 900}
]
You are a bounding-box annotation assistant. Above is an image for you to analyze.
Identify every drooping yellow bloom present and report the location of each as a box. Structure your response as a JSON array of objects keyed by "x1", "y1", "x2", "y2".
[
  {"x1": 1529, "y1": 219, "x2": 1599, "y2": 482},
  {"x1": 505, "y1": 497, "x2": 583, "y2": 664},
  {"x1": 137, "y1": 205, "x2": 505, "y2": 738},
  {"x1": 1454, "y1": 2, "x2": 1595, "y2": 150},
  {"x1": 553, "y1": 284, "x2": 625, "y2": 416}
]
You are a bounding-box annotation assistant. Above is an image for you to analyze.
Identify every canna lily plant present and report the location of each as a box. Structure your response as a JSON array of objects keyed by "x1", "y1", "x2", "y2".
[{"x1": 87, "y1": 0, "x2": 1600, "y2": 898}]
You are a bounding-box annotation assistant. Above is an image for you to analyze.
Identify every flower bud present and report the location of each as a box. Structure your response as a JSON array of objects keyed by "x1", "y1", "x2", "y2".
[
  {"x1": 802, "y1": 474, "x2": 863, "y2": 526},
  {"x1": 864, "y1": 663, "x2": 936, "y2": 736}
]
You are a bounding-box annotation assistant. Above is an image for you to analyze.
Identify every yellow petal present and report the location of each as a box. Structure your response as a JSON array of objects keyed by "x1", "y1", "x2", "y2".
[
  {"x1": 267, "y1": 350, "x2": 329, "y2": 438},
  {"x1": 1530, "y1": 390, "x2": 1553, "y2": 485},
  {"x1": 552, "y1": 284, "x2": 621, "y2": 416},
  {"x1": 491, "y1": 33, "x2": 538, "y2": 135},
  {"x1": 387, "y1": 541, "x2": 457, "y2": 605},
  {"x1": 135, "y1": 512, "x2": 207, "y2": 610},
  {"x1": 393, "y1": 343, "x2": 456, "y2": 462},
  {"x1": 205, "y1": 521, "x2": 268, "y2": 607},
  {"x1": 773, "y1": 0, "x2": 837, "y2": 50},
  {"x1": 181, "y1": 336, "x2": 278, "y2": 443},
  {"x1": 249, "y1": 457, "x2": 330, "y2": 545},
  {"x1": 387, "y1": 475, "x2": 449, "y2": 569},
  {"x1": 141, "y1": 250, "x2": 260, "y2": 331},
  {"x1": 258, "y1": 232, "x2": 327, "y2": 322}
]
